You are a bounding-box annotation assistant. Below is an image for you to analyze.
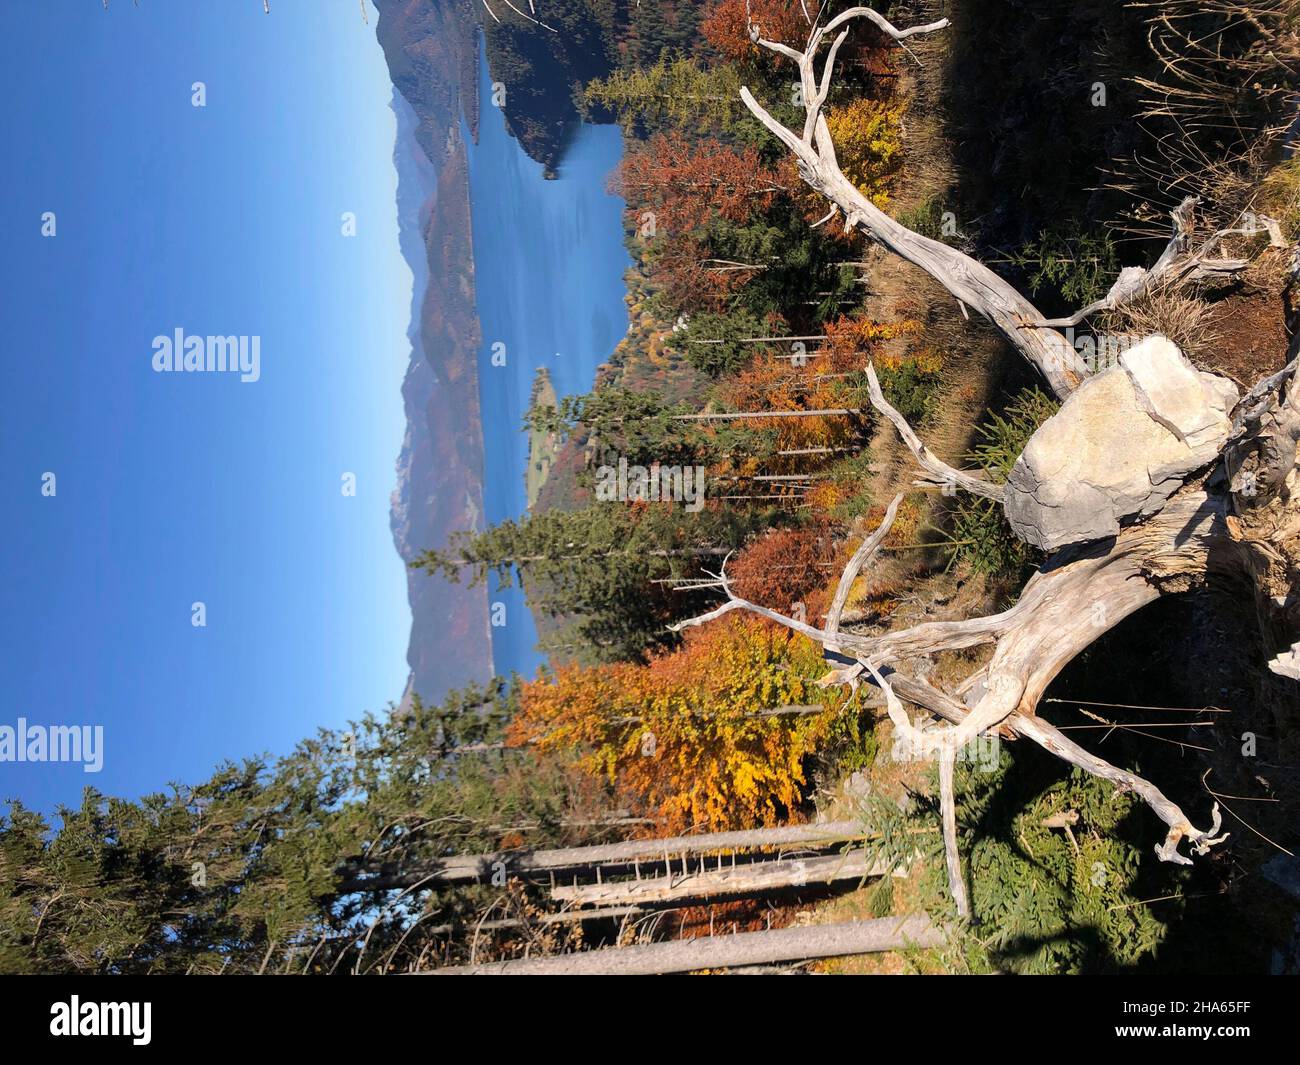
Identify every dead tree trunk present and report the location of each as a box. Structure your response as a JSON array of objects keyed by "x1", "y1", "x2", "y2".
[
  {"x1": 339, "y1": 820, "x2": 870, "y2": 892},
  {"x1": 419, "y1": 914, "x2": 945, "y2": 975},
  {"x1": 672, "y1": 408, "x2": 865, "y2": 421},
  {"x1": 550, "y1": 850, "x2": 890, "y2": 906},
  {"x1": 670, "y1": 6, "x2": 1300, "y2": 915}
]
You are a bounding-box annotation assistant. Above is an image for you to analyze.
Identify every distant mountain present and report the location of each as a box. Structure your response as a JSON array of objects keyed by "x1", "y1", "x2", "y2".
[
  {"x1": 376, "y1": 0, "x2": 493, "y2": 704},
  {"x1": 372, "y1": 0, "x2": 699, "y2": 700}
]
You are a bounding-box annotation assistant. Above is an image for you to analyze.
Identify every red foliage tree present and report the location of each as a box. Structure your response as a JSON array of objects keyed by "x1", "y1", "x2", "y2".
[
  {"x1": 727, "y1": 523, "x2": 838, "y2": 616},
  {"x1": 617, "y1": 132, "x2": 785, "y2": 234},
  {"x1": 617, "y1": 133, "x2": 787, "y2": 312},
  {"x1": 702, "y1": 0, "x2": 809, "y2": 64}
]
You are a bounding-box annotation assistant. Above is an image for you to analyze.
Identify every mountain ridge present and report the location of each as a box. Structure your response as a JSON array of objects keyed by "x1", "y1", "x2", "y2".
[{"x1": 376, "y1": 0, "x2": 493, "y2": 705}]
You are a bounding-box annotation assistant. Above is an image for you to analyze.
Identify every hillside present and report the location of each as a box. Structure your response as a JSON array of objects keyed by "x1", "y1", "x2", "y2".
[{"x1": 376, "y1": 0, "x2": 493, "y2": 703}]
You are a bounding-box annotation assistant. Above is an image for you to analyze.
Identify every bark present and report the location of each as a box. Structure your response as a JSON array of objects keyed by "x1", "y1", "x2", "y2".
[
  {"x1": 550, "y1": 850, "x2": 889, "y2": 906},
  {"x1": 419, "y1": 914, "x2": 946, "y2": 975},
  {"x1": 339, "y1": 820, "x2": 869, "y2": 892}
]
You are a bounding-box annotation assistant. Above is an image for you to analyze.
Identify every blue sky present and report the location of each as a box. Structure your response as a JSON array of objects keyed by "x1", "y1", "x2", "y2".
[{"x1": 0, "y1": 2, "x2": 412, "y2": 813}]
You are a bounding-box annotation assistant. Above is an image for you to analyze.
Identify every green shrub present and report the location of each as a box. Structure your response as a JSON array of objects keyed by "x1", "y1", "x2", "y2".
[
  {"x1": 950, "y1": 389, "x2": 1057, "y2": 578},
  {"x1": 876, "y1": 357, "x2": 945, "y2": 425},
  {"x1": 861, "y1": 748, "x2": 1179, "y2": 974},
  {"x1": 1009, "y1": 222, "x2": 1119, "y2": 307}
]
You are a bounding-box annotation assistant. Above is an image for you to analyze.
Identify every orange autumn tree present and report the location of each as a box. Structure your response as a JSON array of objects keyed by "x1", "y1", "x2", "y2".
[
  {"x1": 727, "y1": 523, "x2": 838, "y2": 615},
  {"x1": 617, "y1": 133, "x2": 787, "y2": 313},
  {"x1": 513, "y1": 616, "x2": 842, "y2": 832},
  {"x1": 715, "y1": 315, "x2": 908, "y2": 460},
  {"x1": 704, "y1": 313, "x2": 940, "y2": 517}
]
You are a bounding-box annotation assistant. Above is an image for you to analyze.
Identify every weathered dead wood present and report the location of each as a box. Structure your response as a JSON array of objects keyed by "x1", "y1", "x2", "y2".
[
  {"x1": 678, "y1": 2, "x2": 1298, "y2": 910},
  {"x1": 1228, "y1": 351, "x2": 1300, "y2": 506},
  {"x1": 675, "y1": 486, "x2": 1238, "y2": 864},
  {"x1": 738, "y1": 10, "x2": 1082, "y2": 398},
  {"x1": 865, "y1": 365, "x2": 1003, "y2": 501},
  {"x1": 672, "y1": 408, "x2": 864, "y2": 421},
  {"x1": 823, "y1": 491, "x2": 904, "y2": 665},
  {"x1": 339, "y1": 820, "x2": 869, "y2": 892},
  {"x1": 938, "y1": 751, "x2": 970, "y2": 918},
  {"x1": 426, "y1": 906, "x2": 645, "y2": 937},
  {"x1": 1025, "y1": 197, "x2": 1262, "y2": 330},
  {"x1": 550, "y1": 850, "x2": 889, "y2": 906},
  {"x1": 418, "y1": 914, "x2": 946, "y2": 975}
]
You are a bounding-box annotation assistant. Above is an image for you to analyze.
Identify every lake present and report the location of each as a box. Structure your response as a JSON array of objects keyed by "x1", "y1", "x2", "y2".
[{"x1": 464, "y1": 40, "x2": 632, "y2": 679}]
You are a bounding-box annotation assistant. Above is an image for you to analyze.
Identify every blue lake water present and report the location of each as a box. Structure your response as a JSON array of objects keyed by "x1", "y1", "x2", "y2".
[{"x1": 465, "y1": 42, "x2": 632, "y2": 679}]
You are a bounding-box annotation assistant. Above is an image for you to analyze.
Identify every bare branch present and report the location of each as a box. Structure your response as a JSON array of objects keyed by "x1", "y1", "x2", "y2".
[
  {"x1": 866, "y1": 363, "x2": 1004, "y2": 502},
  {"x1": 824, "y1": 492, "x2": 905, "y2": 653},
  {"x1": 938, "y1": 751, "x2": 971, "y2": 917},
  {"x1": 816, "y1": 7, "x2": 951, "y2": 43},
  {"x1": 1013, "y1": 715, "x2": 1228, "y2": 865},
  {"x1": 804, "y1": 28, "x2": 850, "y2": 144},
  {"x1": 740, "y1": 13, "x2": 1084, "y2": 398},
  {"x1": 675, "y1": 484, "x2": 1238, "y2": 864},
  {"x1": 1026, "y1": 198, "x2": 1264, "y2": 329},
  {"x1": 891, "y1": 670, "x2": 1229, "y2": 865}
]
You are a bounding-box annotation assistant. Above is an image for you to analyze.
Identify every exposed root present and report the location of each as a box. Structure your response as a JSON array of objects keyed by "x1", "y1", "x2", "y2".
[{"x1": 672, "y1": 486, "x2": 1236, "y2": 867}]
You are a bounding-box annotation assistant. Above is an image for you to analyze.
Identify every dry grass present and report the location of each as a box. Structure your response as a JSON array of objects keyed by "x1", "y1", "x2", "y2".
[
  {"x1": 1107, "y1": 0, "x2": 1300, "y2": 239},
  {"x1": 1259, "y1": 159, "x2": 1300, "y2": 242},
  {"x1": 1100, "y1": 285, "x2": 1221, "y2": 363}
]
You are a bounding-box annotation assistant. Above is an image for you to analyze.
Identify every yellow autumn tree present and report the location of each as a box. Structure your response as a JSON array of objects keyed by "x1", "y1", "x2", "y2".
[
  {"x1": 513, "y1": 617, "x2": 847, "y2": 832},
  {"x1": 823, "y1": 98, "x2": 904, "y2": 206}
]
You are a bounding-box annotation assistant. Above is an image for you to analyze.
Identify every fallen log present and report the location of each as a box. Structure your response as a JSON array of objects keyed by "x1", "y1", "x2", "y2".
[
  {"x1": 673, "y1": 408, "x2": 864, "y2": 421},
  {"x1": 426, "y1": 906, "x2": 644, "y2": 937},
  {"x1": 550, "y1": 850, "x2": 889, "y2": 906},
  {"x1": 339, "y1": 820, "x2": 868, "y2": 892},
  {"x1": 418, "y1": 915, "x2": 945, "y2": 975}
]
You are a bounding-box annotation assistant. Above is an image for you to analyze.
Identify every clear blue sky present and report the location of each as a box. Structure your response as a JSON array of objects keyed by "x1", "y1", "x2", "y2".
[{"x1": 0, "y1": 1, "x2": 412, "y2": 813}]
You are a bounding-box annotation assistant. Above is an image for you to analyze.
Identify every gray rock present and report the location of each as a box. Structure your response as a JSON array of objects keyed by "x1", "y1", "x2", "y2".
[
  {"x1": 1268, "y1": 642, "x2": 1300, "y2": 681},
  {"x1": 1004, "y1": 336, "x2": 1238, "y2": 551}
]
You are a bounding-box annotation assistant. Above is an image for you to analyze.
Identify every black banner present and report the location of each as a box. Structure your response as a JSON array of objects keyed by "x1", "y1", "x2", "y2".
[{"x1": 0, "y1": 975, "x2": 1290, "y2": 1050}]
